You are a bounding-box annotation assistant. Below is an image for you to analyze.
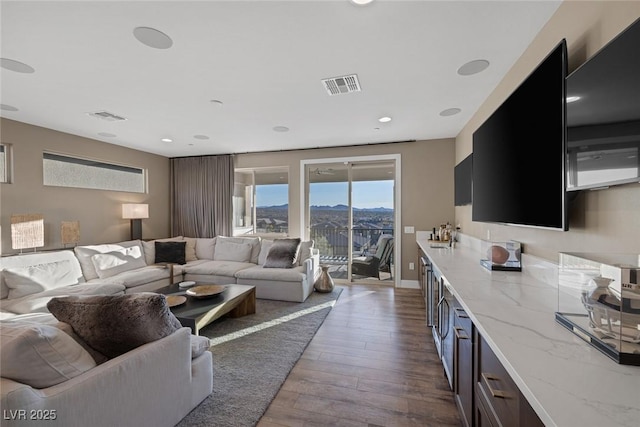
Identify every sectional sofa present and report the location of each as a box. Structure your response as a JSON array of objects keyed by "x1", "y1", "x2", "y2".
[
  {"x1": 0, "y1": 235, "x2": 318, "y2": 426},
  {"x1": 0, "y1": 235, "x2": 320, "y2": 319}
]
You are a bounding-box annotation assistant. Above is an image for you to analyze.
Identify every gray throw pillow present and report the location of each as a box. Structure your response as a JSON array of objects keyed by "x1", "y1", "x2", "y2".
[
  {"x1": 47, "y1": 293, "x2": 182, "y2": 359},
  {"x1": 263, "y1": 238, "x2": 301, "y2": 269}
]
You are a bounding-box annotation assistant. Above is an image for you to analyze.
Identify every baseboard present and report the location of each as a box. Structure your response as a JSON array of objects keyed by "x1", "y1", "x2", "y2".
[{"x1": 398, "y1": 280, "x2": 419, "y2": 289}]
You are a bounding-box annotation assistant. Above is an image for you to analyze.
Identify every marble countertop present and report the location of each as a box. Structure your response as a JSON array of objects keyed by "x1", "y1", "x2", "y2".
[{"x1": 417, "y1": 234, "x2": 639, "y2": 427}]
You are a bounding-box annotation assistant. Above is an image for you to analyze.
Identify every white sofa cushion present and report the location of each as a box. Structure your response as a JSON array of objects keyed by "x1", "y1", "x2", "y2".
[
  {"x1": 298, "y1": 240, "x2": 315, "y2": 266},
  {"x1": 195, "y1": 238, "x2": 216, "y2": 260},
  {"x1": 214, "y1": 240, "x2": 253, "y2": 262},
  {"x1": 0, "y1": 322, "x2": 96, "y2": 388},
  {"x1": 3, "y1": 260, "x2": 80, "y2": 299},
  {"x1": 190, "y1": 335, "x2": 210, "y2": 359},
  {"x1": 1, "y1": 250, "x2": 85, "y2": 300},
  {"x1": 89, "y1": 266, "x2": 171, "y2": 288},
  {"x1": 235, "y1": 265, "x2": 306, "y2": 282},
  {"x1": 90, "y1": 246, "x2": 146, "y2": 279},
  {"x1": 258, "y1": 240, "x2": 274, "y2": 265},
  {"x1": 214, "y1": 236, "x2": 261, "y2": 263},
  {"x1": 183, "y1": 260, "x2": 255, "y2": 278},
  {"x1": 0, "y1": 283, "x2": 126, "y2": 315},
  {"x1": 74, "y1": 240, "x2": 143, "y2": 281}
]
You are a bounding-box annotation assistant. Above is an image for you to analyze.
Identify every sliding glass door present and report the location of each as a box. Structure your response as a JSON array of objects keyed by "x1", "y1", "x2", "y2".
[{"x1": 305, "y1": 159, "x2": 396, "y2": 283}]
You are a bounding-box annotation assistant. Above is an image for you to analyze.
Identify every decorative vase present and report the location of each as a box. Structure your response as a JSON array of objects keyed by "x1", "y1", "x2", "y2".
[{"x1": 314, "y1": 265, "x2": 335, "y2": 293}]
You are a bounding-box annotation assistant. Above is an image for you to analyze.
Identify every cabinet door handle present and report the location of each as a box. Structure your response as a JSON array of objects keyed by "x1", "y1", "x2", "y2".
[
  {"x1": 481, "y1": 373, "x2": 511, "y2": 399},
  {"x1": 454, "y1": 307, "x2": 469, "y2": 318},
  {"x1": 454, "y1": 326, "x2": 469, "y2": 340}
]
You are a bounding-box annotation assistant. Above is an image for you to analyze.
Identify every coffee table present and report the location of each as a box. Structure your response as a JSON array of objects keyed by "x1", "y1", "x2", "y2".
[{"x1": 155, "y1": 283, "x2": 256, "y2": 335}]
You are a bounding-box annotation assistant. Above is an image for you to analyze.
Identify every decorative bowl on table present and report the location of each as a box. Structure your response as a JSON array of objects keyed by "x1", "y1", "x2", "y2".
[
  {"x1": 186, "y1": 285, "x2": 226, "y2": 299},
  {"x1": 165, "y1": 295, "x2": 187, "y2": 307}
]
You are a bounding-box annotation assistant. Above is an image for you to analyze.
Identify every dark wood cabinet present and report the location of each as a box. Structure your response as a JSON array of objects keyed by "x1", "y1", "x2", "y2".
[
  {"x1": 474, "y1": 331, "x2": 544, "y2": 427},
  {"x1": 441, "y1": 280, "x2": 456, "y2": 389},
  {"x1": 423, "y1": 252, "x2": 544, "y2": 427},
  {"x1": 454, "y1": 305, "x2": 473, "y2": 427}
]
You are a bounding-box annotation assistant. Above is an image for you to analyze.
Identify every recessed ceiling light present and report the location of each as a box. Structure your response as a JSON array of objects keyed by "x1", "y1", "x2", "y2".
[
  {"x1": 440, "y1": 108, "x2": 461, "y2": 117},
  {"x1": 378, "y1": 116, "x2": 392, "y2": 123},
  {"x1": 457, "y1": 59, "x2": 490, "y2": 76},
  {"x1": 133, "y1": 27, "x2": 173, "y2": 49},
  {"x1": 373, "y1": 127, "x2": 380, "y2": 131},
  {"x1": 273, "y1": 126, "x2": 289, "y2": 132},
  {"x1": 161, "y1": 138, "x2": 173, "y2": 143},
  {"x1": 0, "y1": 58, "x2": 35, "y2": 73},
  {"x1": 566, "y1": 96, "x2": 581, "y2": 103},
  {"x1": 193, "y1": 134, "x2": 210, "y2": 140},
  {"x1": 351, "y1": 0, "x2": 374, "y2": 5},
  {"x1": 97, "y1": 132, "x2": 117, "y2": 138},
  {"x1": 0, "y1": 104, "x2": 19, "y2": 112},
  {"x1": 210, "y1": 100, "x2": 224, "y2": 107}
]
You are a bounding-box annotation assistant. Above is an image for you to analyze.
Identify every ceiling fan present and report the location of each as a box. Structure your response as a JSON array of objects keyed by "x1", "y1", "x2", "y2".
[{"x1": 311, "y1": 168, "x2": 335, "y2": 176}]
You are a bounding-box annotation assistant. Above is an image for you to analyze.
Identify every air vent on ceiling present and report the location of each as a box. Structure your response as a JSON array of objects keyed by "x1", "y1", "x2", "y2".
[
  {"x1": 322, "y1": 74, "x2": 361, "y2": 96},
  {"x1": 87, "y1": 110, "x2": 127, "y2": 122}
]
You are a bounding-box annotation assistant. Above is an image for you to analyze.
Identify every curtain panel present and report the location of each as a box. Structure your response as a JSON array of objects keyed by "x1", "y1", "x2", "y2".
[{"x1": 170, "y1": 155, "x2": 233, "y2": 238}]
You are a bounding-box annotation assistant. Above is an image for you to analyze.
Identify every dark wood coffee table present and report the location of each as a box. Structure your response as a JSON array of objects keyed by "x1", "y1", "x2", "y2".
[{"x1": 155, "y1": 283, "x2": 256, "y2": 335}]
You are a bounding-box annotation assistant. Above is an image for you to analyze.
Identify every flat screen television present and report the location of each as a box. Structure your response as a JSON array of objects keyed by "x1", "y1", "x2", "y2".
[
  {"x1": 472, "y1": 40, "x2": 567, "y2": 230},
  {"x1": 454, "y1": 154, "x2": 472, "y2": 206},
  {"x1": 566, "y1": 17, "x2": 640, "y2": 191}
]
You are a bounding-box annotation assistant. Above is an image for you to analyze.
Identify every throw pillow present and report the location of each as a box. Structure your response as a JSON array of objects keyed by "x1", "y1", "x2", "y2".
[
  {"x1": 258, "y1": 240, "x2": 274, "y2": 265},
  {"x1": 74, "y1": 241, "x2": 142, "y2": 280},
  {"x1": 155, "y1": 241, "x2": 187, "y2": 265},
  {"x1": 215, "y1": 236, "x2": 261, "y2": 263},
  {"x1": 0, "y1": 322, "x2": 97, "y2": 388},
  {"x1": 297, "y1": 240, "x2": 315, "y2": 266},
  {"x1": 194, "y1": 237, "x2": 216, "y2": 260},
  {"x1": 90, "y1": 246, "x2": 146, "y2": 279},
  {"x1": 141, "y1": 236, "x2": 195, "y2": 265},
  {"x1": 55, "y1": 321, "x2": 109, "y2": 365},
  {"x1": 3, "y1": 260, "x2": 79, "y2": 300},
  {"x1": 47, "y1": 293, "x2": 182, "y2": 359},
  {"x1": 182, "y1": 237, "x2": 198, "y2": 262},
  {"x1": 213, "y1": 240, "x2": 253, "y2": 263},
  {"x1": 263, "y1": 238, "x2": 301, "y2": 269}
]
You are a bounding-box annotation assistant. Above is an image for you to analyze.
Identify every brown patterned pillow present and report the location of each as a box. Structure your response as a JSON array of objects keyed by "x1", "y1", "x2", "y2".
[{"x1": 47, "y1": 293, "x2": 182, "y2": 359}]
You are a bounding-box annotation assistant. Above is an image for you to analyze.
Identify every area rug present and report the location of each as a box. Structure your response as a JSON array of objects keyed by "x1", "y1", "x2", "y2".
[{"x1": 177, "y1": 286, "x2": 343, "y2": 427}]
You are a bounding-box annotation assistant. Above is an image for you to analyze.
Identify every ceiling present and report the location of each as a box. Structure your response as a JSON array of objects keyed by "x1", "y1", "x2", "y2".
[{"x1": 1, "y1": 1, "x2": 562, "y2": 158}]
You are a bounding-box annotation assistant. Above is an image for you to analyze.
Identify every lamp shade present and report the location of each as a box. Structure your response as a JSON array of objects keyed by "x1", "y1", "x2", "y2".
[{"x1": 122, "y1": 203, "x2": 149, "y2": 219}]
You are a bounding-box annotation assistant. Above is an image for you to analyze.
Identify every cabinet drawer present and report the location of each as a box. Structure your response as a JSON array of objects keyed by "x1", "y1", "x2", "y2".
[{"x1": 476, "y1": 335, "x2": 519, "y2": 427}]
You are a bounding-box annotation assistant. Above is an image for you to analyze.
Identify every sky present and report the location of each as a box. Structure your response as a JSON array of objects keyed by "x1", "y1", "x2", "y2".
[{"x1": 256, "y1": 180, "x2": 394, "y2": 209}]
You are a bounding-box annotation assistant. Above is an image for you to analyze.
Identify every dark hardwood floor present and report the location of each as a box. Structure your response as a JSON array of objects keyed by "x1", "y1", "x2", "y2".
[{"x1": 258, "y1": 283, "x2": 461, "y2": 427}]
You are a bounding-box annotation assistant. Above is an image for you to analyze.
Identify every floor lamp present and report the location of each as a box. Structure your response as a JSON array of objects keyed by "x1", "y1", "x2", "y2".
[{"x1": 122, "y1": 203, "x2": 149, "y2": 240}]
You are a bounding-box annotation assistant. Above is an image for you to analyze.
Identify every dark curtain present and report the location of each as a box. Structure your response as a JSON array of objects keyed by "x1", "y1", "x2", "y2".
[{"x1": 170, "y1": 155, "x2": 234, "y2": 237}]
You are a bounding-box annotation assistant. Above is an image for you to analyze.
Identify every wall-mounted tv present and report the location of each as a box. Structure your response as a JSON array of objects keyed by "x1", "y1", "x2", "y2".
[
  {"x1": 566, "y1": 17, "x2": 640, "y2": 191},
  {"x1": 454, "y1": 154, "x2": 472, "y2": 206},
  {"x1": 472, "y1": 40, "x2": 567, "y2": 231}
]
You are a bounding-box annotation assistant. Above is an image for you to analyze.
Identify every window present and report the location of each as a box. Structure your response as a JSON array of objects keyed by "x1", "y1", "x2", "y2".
[
  {"x1": 43, "y1": 152, "x2": 146, "y2": 193},
  {"x1": 0, "y1": 143, "x2": 12, "y2": 183},
  {"x1": 234, "y1": 167, "x2": 288, "y2": 236}
]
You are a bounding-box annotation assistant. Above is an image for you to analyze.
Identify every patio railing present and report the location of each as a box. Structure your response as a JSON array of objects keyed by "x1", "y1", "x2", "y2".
[{"x1": 310, "y1": 227, "x2": 394, "y2": 262}]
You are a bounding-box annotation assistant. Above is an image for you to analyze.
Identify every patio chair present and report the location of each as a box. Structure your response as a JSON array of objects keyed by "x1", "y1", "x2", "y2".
[{"x1": 351, "y1": 234, "x2": 394, "y2": 279}]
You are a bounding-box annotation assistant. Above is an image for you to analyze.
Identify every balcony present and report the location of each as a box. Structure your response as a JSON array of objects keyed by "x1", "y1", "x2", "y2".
[{"x1": 310, "y1": 227, "x2": 394, "y2": 280}]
